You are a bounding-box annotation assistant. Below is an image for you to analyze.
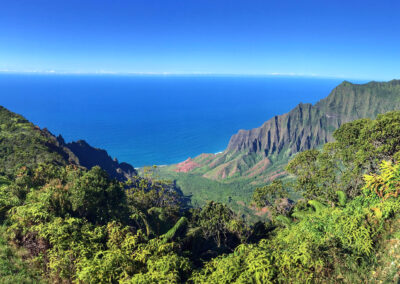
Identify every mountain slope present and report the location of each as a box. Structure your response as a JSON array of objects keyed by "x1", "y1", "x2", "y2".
[
  {"x1": 170, "y1": 80, "x2": 400, "y2": 183},
  {"x1": 57, "y1": 137, "x2": 137, "y2": 181},
  {"x1": 0, "y1": 106, "x2": 137, "y2": 180},
  {"x1": 0, "y1": 106, "x2": 72, "y2": 176}
]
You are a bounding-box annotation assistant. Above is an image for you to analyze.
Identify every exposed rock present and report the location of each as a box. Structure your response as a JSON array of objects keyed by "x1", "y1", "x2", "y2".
[
  {"x1": 177, "y1": 80, "x2": 400, "y2": 182},
  {"x1": 59, "y1": 139, "x2": 137, "y2": 181},
  {"x1": 0, "y1": 105, "x2": 137, "y2": 181}
]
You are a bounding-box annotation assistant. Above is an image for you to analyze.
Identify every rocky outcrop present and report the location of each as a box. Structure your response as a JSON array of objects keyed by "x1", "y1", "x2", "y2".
[
  {"x1": 227, "y1": 80, "x2": 400, "y2": 158},
  {"x1": 56, "y1": 137, "x2": 137, "y2": 181},
  {"x1": 182, "y1": 80, "x2": 400, "y2": 182},
  {"x1": 40, "y1": 128, "x2": 137, "y2": 181},
  {"x1": 0, "y1": 106, "x2": 136, "y2": 181}
]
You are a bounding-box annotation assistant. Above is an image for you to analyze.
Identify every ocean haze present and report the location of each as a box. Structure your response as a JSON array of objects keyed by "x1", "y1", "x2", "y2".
[{"x1": 0, "y1": 74, "x2": 346, "y2": 166}]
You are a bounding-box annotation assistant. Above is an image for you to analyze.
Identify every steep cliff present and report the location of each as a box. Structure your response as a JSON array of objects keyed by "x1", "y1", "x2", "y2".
[
  {"x1": 59, "y1": 138, "x2": 137, "y2": 181},
  {"x1": 0, "y1": 106, "x2": 137, "y2": 181},
  {"x1": 172, "y1": 80, "x2": 400, "y2": 182},
  {"x1": 0, "y1": 106, "x2": 73, "y2": 176}
]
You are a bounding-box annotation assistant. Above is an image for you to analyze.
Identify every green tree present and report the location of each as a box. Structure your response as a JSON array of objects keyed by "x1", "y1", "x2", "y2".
[{"x1": 287, "y1": 111, "x2": 400, "y2": 202}]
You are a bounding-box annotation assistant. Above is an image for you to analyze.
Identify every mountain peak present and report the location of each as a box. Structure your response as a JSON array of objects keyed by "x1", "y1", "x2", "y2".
[{"x1": 172, "y1": 79, "x2": 400, "y2": 183}]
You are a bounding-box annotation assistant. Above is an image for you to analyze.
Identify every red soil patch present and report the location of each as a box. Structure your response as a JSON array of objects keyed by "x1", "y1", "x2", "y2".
[
  {"x1": 238, "y1": 201, "x2": 270, "y2": 217},
  {"x1": 254, "y1": 206, "x2": 270, "y2": 217},
  {"x1": 245, "y1": 157, "x2": 271, "y2": 178},
  {"x1": 265, "y1": 170, "x2": 286, "y2": 182},
  {"x1": 174, "y1": 158, "x2": 200, "y2": 173},
  {"x1": 248, "y1": 204, "x2": 271, "y2": 217},
  {"x1": 208, "y1": 154, "x2": 226, "y2": 168}
]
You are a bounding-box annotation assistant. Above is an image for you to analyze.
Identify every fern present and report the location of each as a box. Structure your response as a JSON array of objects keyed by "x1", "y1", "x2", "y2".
[
  {"x1": 308, "y1": 200, "x2": 326, "y2": 213},
  {"x1": 336, "y1": 190, "x2": 347, "y2": 206},
  {"x1": 162, "y1": 217, "x2": 188, "y2": 241},
  {"x1": 275, "y1": 215, "x2": 293, "y2": 227}
]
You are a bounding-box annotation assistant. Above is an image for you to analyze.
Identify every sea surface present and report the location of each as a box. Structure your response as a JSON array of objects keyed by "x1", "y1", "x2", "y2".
[{"x1": 0, "y1": 74, "x2": 349, "y2": 166}]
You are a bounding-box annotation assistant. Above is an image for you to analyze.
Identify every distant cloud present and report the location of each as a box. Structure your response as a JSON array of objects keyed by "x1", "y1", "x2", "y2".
[
  {"x1": 0, "y1": 69, "x2": 362, "y2": 80},
  {"x1": 268, "y1": 72, "x2": 318, "y2": 77}
]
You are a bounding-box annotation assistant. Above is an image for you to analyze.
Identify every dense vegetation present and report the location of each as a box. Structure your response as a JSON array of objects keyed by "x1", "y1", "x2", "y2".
[
  {"x1": 0, "y1": 106, "x2": 400, "y2": 282},
  {"x1": 196, "y1": 111, "x2": 400, "y2": 283},
  {"x1": 0, "y1": 106, "x2": 69, "y2": 177}
]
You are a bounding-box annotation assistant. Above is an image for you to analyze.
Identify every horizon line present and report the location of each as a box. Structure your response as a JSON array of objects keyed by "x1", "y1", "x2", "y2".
[{"x1": 0, "y1": 69, "x2": 383, "y2": 81}]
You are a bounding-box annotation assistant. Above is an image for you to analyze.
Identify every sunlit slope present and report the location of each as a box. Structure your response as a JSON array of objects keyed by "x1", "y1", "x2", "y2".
[
  {"x1": 0, "y1": 106, "x2": 137, "y2": 180},
  {"x1": 167, "y1": 80, "x2": 400, "y2": 184}
]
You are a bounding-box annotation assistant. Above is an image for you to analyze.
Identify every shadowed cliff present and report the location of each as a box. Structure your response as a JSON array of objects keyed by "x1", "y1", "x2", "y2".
[
  {"x1": 60, "y1": 138, "x2": 137, "y2": 181},
  {"x1": 0, "y1": 105, "x2": 137, "y2": 181}
]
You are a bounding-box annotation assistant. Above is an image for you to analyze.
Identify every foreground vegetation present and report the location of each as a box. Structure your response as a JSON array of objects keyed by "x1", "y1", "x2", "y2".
[{"x1": 0, "y1": 107, "x2": 400, "y2": 282}]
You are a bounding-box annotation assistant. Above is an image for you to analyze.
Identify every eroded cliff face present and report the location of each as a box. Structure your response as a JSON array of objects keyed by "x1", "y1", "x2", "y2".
[
  {"x1": 57, "y1": 138, "x2": 137, "y2": 181},
  {"x1": 226, "y1": 103, "x2": 325, "y2": 156},
  {"x1": 0, "y1": 106, "x2": 137, "y2": 181},
  {"x1": 174, "y1": 80, "x2": 400, "y2": 182},
  {"x1": 228, "y1": 80, "x2": 400, "y2": 158},
  {"x1": 31, "y1": 126, "x2": 137, "y2": 181}
]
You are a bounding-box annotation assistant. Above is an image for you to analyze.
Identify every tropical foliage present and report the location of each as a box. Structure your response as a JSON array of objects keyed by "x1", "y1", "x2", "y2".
[{"x1": 0, "y1": 108, "x2": 400, "y2": 283}]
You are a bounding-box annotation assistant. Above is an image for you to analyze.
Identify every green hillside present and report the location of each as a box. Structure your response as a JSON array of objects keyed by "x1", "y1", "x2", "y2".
[
  {"x1": 0, "y1": 106, "x2": 137, "y2": 180},
  {"x1": 0, "y1": 106, "x2": 72, "y2": 177},
  {"x1": 0, "y1": 104, "x2": 400, "y2": 282},
  {"x1": 161, "y1": 80, "x2": 400, "y2": 209}
]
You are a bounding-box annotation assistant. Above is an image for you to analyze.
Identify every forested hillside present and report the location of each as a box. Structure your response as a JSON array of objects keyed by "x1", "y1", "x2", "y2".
[
  {"x1": 0, "y1": 106, "x2": 137, "y2": 181},
  {"x1": 0, "y1": 105, "x2": 400, "y2": 282}
]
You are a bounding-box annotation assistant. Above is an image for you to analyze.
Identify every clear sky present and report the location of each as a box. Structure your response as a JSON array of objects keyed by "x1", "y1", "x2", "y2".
[{"x1": 0, "y1": 0, "x2": 399, "y2": 80}]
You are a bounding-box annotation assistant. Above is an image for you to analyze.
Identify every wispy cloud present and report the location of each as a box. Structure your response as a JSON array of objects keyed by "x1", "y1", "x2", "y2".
[{"x1": 0, "y1": 69, "x2": 365, "y2": 80}]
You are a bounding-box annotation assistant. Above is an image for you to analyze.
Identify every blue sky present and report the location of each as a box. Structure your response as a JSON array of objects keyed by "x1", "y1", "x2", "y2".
[{"x1": 0, "y1": 0, "x2": 399, "y2": 80}]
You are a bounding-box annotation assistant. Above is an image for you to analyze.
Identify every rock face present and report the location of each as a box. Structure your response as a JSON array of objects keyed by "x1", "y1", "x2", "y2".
[
  {"x1": 0, "y1": 106, "x2": 136, "y2": 181},
  {"x1": 181, "y1": 80, "x2": 400, "y2": 182},
  {"x1": 227, "y1": 80, "x2": 400, "y2": 157},
  {"x1": 57, "y1": 137, "x2": 137, "y2": 181}
]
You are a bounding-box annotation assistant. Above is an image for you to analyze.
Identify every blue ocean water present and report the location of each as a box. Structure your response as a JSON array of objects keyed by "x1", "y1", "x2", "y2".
[{"x1": 0, "y1": 74, "x2": 346, "y2": 166}]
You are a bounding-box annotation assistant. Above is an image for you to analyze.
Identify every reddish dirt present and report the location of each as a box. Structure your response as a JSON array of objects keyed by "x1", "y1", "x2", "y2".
[
  {"x1": 237, "y1": 201, "x2": 270, "y2": 217},
  {"x1": 208, "y1": 154, "x2": 225, "y2": 168},
  {"x1": 254, "y1": 206, "x2": 270, "y2": 216},
  {"x1": 174, "y1": 158, "x2": 200, "y2": 173},
  {"x1": 245, "y1": 157, "x2": 271, "y2": 178},
  {"x1": 265, "y1": 170, "x2": 286, "y2": 182}
]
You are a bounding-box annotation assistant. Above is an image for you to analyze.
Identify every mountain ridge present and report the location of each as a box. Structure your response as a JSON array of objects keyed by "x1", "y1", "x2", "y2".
[
  {"x1": 170, "y1": 79, "x2": 400, "y2": 183},
  {"x1": 56, "y1": 136, "x2": 137, "y2": 180},
  {"x1": 0, "y1": 106, "x2": 137, "y2": 180}
]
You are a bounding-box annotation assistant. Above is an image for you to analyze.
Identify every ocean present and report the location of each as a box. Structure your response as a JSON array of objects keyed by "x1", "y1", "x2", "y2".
[{"x1": 0, "y1": 74, "x2": 346, "y2": 167}]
